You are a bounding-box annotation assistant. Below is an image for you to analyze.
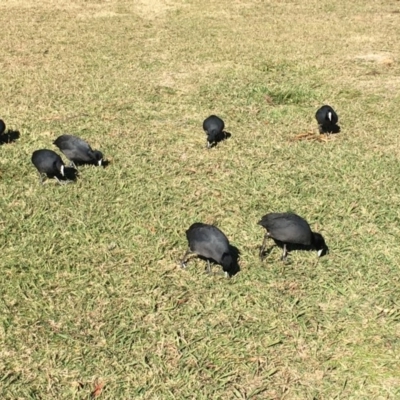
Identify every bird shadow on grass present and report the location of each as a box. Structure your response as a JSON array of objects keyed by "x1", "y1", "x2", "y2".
[
  {"x1": 228, "y1": 244, "x2": 241, "y2": 276},
  {"x1": 319, "y1": 124, "x2": 341, "y2": 135},
  {"x1": 101, "y1": 159, "x2": 111, "y2": 168},
  {"x1": 260, "y1": 241, "x2": 329, "y2": 262},
  {"x1": 71, "y1": 159, "x2": 111, "y2": 168},
  {"x1": 0, "y1": 130, "x2": 20, "y2": 145},
  {"x1": 209, "y1": 131, "x2": 232, "y2": 148},
  {"x1": 259, "y1": 244, "x2": 275, "y2": 261}
]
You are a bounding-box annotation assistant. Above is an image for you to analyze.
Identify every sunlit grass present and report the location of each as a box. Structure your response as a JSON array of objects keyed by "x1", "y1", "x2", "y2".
[{"x1": 0, "y1": 0, "x2": 400, "y2": 398}]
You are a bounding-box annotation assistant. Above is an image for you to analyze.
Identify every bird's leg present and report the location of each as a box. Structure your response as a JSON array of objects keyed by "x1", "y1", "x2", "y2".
[
  {"x1": 206, "y1": 141, "x2": 211, "y2": 149},
  {"x1": 259, "y1": 232, "x2": 269, "y2": 260},
  {"x1": 206, "y1": 259, "x2": 212, "y2": 274},
  {"x1": 180, "y1": 248, "x2": 192, "y2": 268},
  {"x1": 37, "y1": 172, "x2": 44, "y2": 185},
  {"x1": 281, "y1": 244, "x2": 288, "y2": 262},
  {"x1": 54, "y1": 176, "x2": 64, "y2": 185},
  {"x1": 55, "y1": 175, "x2": 73, "y2": 185}
]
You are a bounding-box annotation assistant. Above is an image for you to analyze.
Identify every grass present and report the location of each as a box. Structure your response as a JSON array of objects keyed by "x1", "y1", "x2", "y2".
[{"x1": 1, "y1": 0, "x2": 400, "y2": 398}]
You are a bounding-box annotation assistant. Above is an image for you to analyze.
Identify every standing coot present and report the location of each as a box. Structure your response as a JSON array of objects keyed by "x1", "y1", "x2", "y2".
[
  {"x1": 181, "y1": 222, "x2": 234, "y2": 277},
  {"x1": 31, "y1": 149, "x2": 65, "y2": 184},
  {"x1": 315, "y1": 105, "x2": 339, "y2": 135},
  {"x1": 53, "y1": 134, "x2": 103, "y2": 168},
  {"x1": 203, "y1": 115, "x2": 225, "y2": 148},
  {"x1": 258, "y1": 212, "x2": 328, "y2": 261}
]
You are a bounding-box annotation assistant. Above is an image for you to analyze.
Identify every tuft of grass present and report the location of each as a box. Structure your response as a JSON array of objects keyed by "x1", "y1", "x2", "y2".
[{"x1": 1, "y1": 0, "x2": 400, "y2": 398}]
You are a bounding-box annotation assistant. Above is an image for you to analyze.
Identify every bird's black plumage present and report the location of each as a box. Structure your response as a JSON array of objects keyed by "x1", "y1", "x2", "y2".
[
  {"x1": 315, "y1": 105, "x2": 339, "y2": 134},
  {"x1": 181, "y1": 222, "x2": 234, "y2": 277},
  {"x1": 53, "y1": 134, "x2": 103, "y2": 167},
  {"x1": 258, "y1": 212, "x2": 328, "y2": 260},
  {"x1": 202, "y1": 115, "x2": 225, "y2": 148},
  {"x1": 31, "y1": 149, "x2": 65, "y2": 184},
  {"x1": 0, "y1": 119, "x2": 5, "y2": 135}
]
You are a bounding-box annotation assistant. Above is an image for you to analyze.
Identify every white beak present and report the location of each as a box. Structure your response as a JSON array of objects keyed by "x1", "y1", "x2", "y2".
[
  {"x1": 60, "y1": 165, "x2": 65, "y2": 176},
  {"x1": 317, "y1": 249, "x2": 323, "y2": 257},
  {"x1": 98, "y1": 159, "x2": 102, "y2": 166},
  {"x1": 327, "y1": 112, "x2": 332, "y2": 121}
]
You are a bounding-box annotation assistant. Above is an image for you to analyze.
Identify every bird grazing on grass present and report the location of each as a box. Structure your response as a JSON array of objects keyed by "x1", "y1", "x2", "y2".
[
  {"x1": 181, "y1": 222, "x2": 234, "y2": 277},
  {"x1": 203, "y1": 115, "x2": 225, "y2": 148},
  {"x1": 53, "y1": 134, "x2": 103, "y2": 168},
  {"x1": 31, "y1": 149, "x2": 65, "y2": 185},
  {"x1": 258, "y1": 212, "x2": 328, "y2": 261},
  {"x1": 0, "y1": 119, "x2": 5, "y2": 135},
  {"x1": 315, "y1": 105, "x2": 339, "y2": 135}
]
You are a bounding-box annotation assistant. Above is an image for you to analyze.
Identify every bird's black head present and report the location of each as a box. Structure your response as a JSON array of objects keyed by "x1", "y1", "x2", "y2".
[
  {"x1": 88, "y1": 149, "x2": 104, "y2": 166},
  {"x1": 221, "y1": 252, "x2": 233, "y2": 272},
  {"x1": 54, "y1": 158, "x2": 65, "y2": 176},
  {"x1": 312, "y1": 232, "x2": 328, "y2": 257},
  {"x1": 326, "y1": 108, "x2": 334, "y2": 122},
  {"x1": 93, "y1": 150, "x2": 104, "y2": 166},
  {"x1": 207, "y1": 129, "x2": 219, "y2": 147}
]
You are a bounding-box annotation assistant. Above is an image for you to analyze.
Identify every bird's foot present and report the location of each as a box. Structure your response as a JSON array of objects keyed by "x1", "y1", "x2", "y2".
[
  {"x1": 210, "y1": 269, "x2": 230, "y2": 278},
  {"x1": 280, "y1": 256, "x2": 290, "y2": 264}
]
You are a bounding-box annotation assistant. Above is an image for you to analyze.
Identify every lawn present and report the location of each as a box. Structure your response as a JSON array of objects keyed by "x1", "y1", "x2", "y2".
[{"x1": 1, "y1": 0, "x2": 400, "y2": 398}]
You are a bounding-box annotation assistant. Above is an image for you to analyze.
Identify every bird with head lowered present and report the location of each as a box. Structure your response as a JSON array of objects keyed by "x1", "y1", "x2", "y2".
[
  {"x1": 258, "y1": 212, "x2": 328, "y2": 261},
  {"x1": 202, "y1": 115, "x2": 225, "y2": 149},
  {"x1": 181, "y1": 222, "x2": 237, "y2": 277},
  {"x1": 54, "y1": 134, "x2": 103, "y2": 168},
  {"x1": 315, "y1": 105, "x2": 340, "y2": 135},
  {"x1": 31, "y1": 149, "x2": 66, "y2": 185}
]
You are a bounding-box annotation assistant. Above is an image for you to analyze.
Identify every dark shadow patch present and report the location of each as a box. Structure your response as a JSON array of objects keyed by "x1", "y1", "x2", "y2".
[
  {"x1": 223, "y1": 131, "x2": 232, "y2": 140},
  {"x1": 208, "y1": 131, "x2": 232, "y2": 148},
  {"x1": 69, "y1": 159, "x2": 110, "y2": 168},
  {"x1": 101, "y1": 159, "x2": 111, "y2": 168},
  {"x1": 262, "y1": 239, "x2": 329, "y2": 261},
  {"x1": 64, "y1": 167, "x2": 79, "y2": 181},
  {"x1": 227, "y1": 244, "x2": 241, "y2": 276},
  {"x1": 0, "y1": 130, "x2": 21, "y2": 145},
  {"x1": 259, "y1": 242, "x2": 277, "y2": 261},
  {"x1": 318, "y1": 124, "x2": 341, "y2": 135}
]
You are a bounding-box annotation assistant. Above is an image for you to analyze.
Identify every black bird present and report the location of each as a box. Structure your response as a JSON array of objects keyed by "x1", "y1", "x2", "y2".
[
  {"x1": 203, "y1": 115, "x2": 225, "y2": 148},
  {"x1": 258, "y1": 212, "x2": 328, "y2": 261},
  {"x1": 31, "y1": 149, "x2": 65, "y2": 184},
  {"x1": 315, "y1": 105, "x2": 339, "y2": 134},
  {"x1": 53, "y1": 134, "x2": 103, "y2": 168},
  {"x1": 181, "y1": 222, "x2": 234, "y2": 277},
  {"x1": 0, "y1": 119, "x2": 5, "y2": 135}
]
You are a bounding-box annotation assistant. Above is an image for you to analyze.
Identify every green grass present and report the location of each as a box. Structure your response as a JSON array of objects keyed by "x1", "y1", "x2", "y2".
[{"x1": 1, "y1": 0, "x2": 400, "y2": 398}]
